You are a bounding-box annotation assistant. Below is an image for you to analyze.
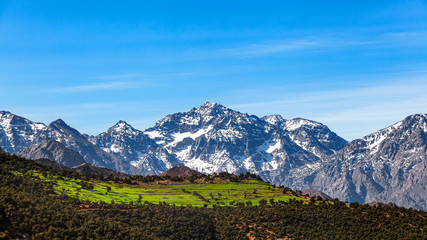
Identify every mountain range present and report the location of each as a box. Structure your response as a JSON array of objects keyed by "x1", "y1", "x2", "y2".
[{"x1": 0, "y1": 103, "x2": 425, "y2": 210}]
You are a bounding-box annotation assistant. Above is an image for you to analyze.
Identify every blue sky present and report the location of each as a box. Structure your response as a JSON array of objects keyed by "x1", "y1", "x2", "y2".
[{"x1": 1, "y1": 0, "x2": 426, "y2": 140}]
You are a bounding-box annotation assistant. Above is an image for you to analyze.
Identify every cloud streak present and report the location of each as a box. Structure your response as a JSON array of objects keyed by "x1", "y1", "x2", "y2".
[
  {"x1": 220, "y1": 39, "x2": 321, "y2": 56},
  {"x1": 45, "y1": 81, "x2": 143, "y2": 93},
  {"x1": 94, "y1": 73, "x2": 146, "y2": 80},
  {"x1": 218, "y1": 36, "x2": 381, "y2": 57}
]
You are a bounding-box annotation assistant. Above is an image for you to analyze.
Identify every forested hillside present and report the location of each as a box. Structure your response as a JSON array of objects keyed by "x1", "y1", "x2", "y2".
[{"x1": 0, "y1": 152, "x2": 426, "y2": 239}]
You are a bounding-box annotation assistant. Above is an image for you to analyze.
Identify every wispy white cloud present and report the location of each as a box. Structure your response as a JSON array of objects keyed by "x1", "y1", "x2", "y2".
[
  {"x1": 94, "y1": 73, "x2": 146, "y2": 80},
  {"x1": 45, "y1": 81, "x2": 143, "y2": 93},
  {"x1": 218, "y1": 36, "x2": 381, "y2": 57},
  {"x1": 220, "y1": 39, "x2": 320, "y2": 56}
]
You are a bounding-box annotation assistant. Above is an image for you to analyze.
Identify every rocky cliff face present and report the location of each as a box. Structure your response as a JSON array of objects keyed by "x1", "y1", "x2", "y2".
[{"x1": 17, "y1": 140, "x2": 86, "y2": 167}]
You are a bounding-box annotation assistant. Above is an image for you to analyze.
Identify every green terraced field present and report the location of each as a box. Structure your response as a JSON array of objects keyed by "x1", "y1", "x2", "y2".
[{"x1": 15, "y1": 170, "x2": 308, "y2": 207}]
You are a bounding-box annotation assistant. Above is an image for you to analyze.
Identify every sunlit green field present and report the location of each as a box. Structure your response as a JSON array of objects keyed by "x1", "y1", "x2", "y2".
[{"x1": 15, "y1": 170, "x2": 308, "y2": 207}]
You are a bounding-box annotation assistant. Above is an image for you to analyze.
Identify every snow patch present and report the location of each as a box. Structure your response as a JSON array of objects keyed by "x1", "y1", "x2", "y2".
[
  {"x1": 257, "y1": 140, "x2": 281, "y2": 154},
  {"x1": 145, "y1": 130, "x2": 163, "y2": 139},
  {"x1": 285, "y1": 119, "x2": 319, "y2": 131},
  {"x1": 175, "y1": 145, "x2": 192, "y2": 159},
  {"x1": 168, "y1": 125, "x2": 213, "y2": 147}
]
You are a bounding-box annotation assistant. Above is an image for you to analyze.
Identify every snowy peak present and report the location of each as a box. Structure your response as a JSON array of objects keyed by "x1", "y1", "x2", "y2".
[
  {"x1": 108, "y1": 120, "x2": 138, "y2": 135},
  {"x1": 262, "y1": 114, "x2": 285, "y2": 126},
  {"x1": 362, "y1": 113, "x2": 427, "y2": 154},
  {"x1": 45, "y1": 119, "x2": 84, "y2": 139},
  {"x1": 193, "y1": 102, "x2": 234, "y2": 116},
  {"x1": 50, "y1": 118, "x2": 67, "y2": 126},
  {"x1": 280, "y1": 118, "x2": 347, "y2": 157},
  {"x1": 283, "y1": 118, "x2": 323, "y2": 131},
  {"x1": 401, "y1": 113, "x2": 427, "y2": 130},
  {"x1": 0, "y1": 111, "x2": 46, "y2": 153}
]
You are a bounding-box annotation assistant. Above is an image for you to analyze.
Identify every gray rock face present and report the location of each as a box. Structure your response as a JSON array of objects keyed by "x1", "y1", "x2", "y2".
[
  {"x1": 287, "y1": 114, "x2": 427, "y2": 210},
  {"x1": 17, "y1": 140, "x2": 86, "y2": 167}
]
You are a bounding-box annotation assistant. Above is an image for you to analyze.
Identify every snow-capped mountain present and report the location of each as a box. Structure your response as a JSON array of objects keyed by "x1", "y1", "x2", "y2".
[
  {"x1": 88, "y1": 120, "x2": 179, "y2": 175},
  {"x1": 0, "y1": 111, "x2": 46, "y2": 153},
  {"x1": 33, "y1": 119, "x2": 136, "y2": 173},
  {"x1": 267, "y1": 116, "x2": 348, "y2": 158},
  {"x1": 0, "y1": 112, "x2": 136, "y2": 173},
  {"x1": 89, "y1": 102, "x2": 346, "y2": 179},
  {"x1": 287, "y1": 114, "x2": 427, "y2": 210},
  {"x1": 118, "y1": 102, "x2": 346, "y2": 182}
]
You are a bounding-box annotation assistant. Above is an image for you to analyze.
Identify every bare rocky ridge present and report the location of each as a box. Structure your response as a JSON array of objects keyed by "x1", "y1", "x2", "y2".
[
  {"x1": 72, "y1": 163, "x2": 129, "y2": 178},
  {"x1": 159, "y1": 165, "x2": 201, "y2": 177},
  {"x1": 17, "y1": 140, "x2": 86, "y2": 167}
]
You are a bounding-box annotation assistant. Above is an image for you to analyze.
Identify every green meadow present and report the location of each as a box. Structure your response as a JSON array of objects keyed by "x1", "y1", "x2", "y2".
[{"x1": 15, "y1": 170, "x2": 308, "y2": 207}]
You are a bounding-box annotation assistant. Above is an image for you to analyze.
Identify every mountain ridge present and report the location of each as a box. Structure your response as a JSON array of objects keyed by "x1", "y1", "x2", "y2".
[
  {"x1": 0, "y1": 105, "x2": 426, "y2": 210},
  {"x1": 17, "y1": 140, "x2": 86, "y2": 167}
]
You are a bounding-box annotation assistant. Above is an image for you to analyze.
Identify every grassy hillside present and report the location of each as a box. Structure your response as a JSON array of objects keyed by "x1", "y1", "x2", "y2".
[
  {"x1": 1, "y1": 153, "x2": 426, "y2": 239},
  {"x1": 13, "y1": 169, "x2": 306, "y2": 207}
]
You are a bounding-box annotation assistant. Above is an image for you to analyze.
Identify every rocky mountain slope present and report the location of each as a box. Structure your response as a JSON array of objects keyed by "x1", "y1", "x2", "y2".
[
  {"x1": 88, "y1": 120, "x2": 179, "y2": 175},
  {"x1": 0, "y1": 112, "x2": 137, "y2": 174},
  {"x1": 286, "y1": 114, "x2": 427, "y2": 210},
  {"x1": 139, "y1": 102, "x2": 346, "y2": 182},
  {"x1": 0, "y1": 111, "x2": 46, "y2": 153},
  {"x1": 17, "y1": 140, "x2": 86, "y2": 167}
]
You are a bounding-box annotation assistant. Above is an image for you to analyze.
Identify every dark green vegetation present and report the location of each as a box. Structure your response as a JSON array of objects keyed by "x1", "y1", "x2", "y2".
[{"x1": 1, "y1": 153, "x2": 426, "y2": 239}]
